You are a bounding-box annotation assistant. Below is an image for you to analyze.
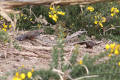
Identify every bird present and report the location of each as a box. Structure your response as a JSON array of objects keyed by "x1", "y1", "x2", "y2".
[
  {"x1": 16, "y1": 29, "x2": 44, "y2": 41},
  {"x1": 73, "y1": 40, "x2": 102, "y2": 49},
  {"x1": 84, "y1": 41, "x2": 96, "y2": 48}
]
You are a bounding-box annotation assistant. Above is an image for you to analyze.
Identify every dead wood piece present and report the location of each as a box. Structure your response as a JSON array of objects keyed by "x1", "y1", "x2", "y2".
[
  {"x1": 0, "y1": 0, "x2": 114, "y2": 10},
  {"x1": 65, "y1": 30, "x2": 86, "y2": 42}
]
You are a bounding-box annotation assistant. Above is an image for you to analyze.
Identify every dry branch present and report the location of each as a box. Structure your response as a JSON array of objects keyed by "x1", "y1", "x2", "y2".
[
  {"x1": 0, "y1": 0, "x2": 116, "y2": 10},
  {"x1": 65, "y1": 30, "x2": 86, "y2": 42},
  {"x1": 73, "y1": 75, "x2": 99, "y2": 80}
]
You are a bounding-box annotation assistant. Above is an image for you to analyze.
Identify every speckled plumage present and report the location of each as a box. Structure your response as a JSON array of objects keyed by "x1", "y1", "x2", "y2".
[{"x1": 16, "y1": 29, "x2": 44, "y2": 41}]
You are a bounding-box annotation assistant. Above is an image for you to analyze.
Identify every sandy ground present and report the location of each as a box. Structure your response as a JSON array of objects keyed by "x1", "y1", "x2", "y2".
[{"x1": 0, "y1": 33, "x2": 108, "y2": 79}]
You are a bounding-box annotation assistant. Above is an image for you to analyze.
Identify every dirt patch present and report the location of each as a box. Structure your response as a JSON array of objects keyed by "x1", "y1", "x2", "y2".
[{"x1": 0, "y1": 33, "x2": 108, "y2": 78}]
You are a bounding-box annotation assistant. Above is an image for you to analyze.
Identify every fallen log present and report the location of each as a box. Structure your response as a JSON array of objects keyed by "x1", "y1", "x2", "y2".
[{"x1": 0, "y1": 0, "x2": 116, "y2": 10}]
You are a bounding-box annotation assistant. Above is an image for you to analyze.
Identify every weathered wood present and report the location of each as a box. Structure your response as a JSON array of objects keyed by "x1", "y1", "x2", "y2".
[
  {"x1": 65, "y1": 30, "x2": 86, "y2": 42},
  {"x1": 0, "y1": 0, "x2": 116, "y2": 9},
  {"x1": 0, "y1": 0, "x2": 54, "y2": 9}
]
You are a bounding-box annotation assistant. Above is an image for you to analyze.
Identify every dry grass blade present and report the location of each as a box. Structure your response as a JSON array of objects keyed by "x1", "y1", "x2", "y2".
[
  {"x1": 73, "y1": 75, "x2": 99, "y2": 80},
  {"x1": 0, "y1": 7, "x2": 13, "y2": 21}
]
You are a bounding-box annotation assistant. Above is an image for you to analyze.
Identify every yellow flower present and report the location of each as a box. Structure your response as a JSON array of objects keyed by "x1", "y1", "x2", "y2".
[
  {"x1": 4, "y1": 25, "x2": 7, "y2": 28},
  {"x1": 87, "y1": 6, "x2": 94, "y2": 12},
  {"x1": 94, "y1": 21, "x2": 98, "y2": 24},
  {"x1": 48, "y1": 12, "x2": 51, "y2": 15},
  {"x1": 99, "y1": 22, "x2": 103, "y2": 27},
  {"x1": 15, "y1": 72, "x2": 19, "y2": 77},
  {"x1": 115, "y1": 45, "x2": 120, "y2": 50},
  {"x1": 49, "y1": 14, "x2": 52, "y2": 18},
  {"x1": 114, "y1": 8, "x2": 119, "y2": 13},
  {"x1": 111, "y1": 7, "x2": 119, "y2": 16},
  {"x1": 110, "y1": 43, "x2": 115, "y2": 49},
  {"x1": 108, "y1": 54, "x2": 112, "y2": 57},
  {"x1": 3, "y1": 23, "x2": 7, "y2": 28},
  {"x1": 79, "y1": 60, "x2": 83, "y2": 65},
  {"x1": 105, "y1": 44, "x2": 110, "y2": 50},
  {"x1": 116, "y1": 9, "x2": 119, "y2": 13},
  {"x1": 9, "y1": 25, "x2": 12, "y2": 28},
  {"x1": 31, "y1": 68, "x2": 34, "y2": 72},
  {"x1": 110, "y1": 49, "x2": 114, "y2": 53},
  {"x1": 20, "y1": 73, "x2": 26, "y2": 79},
  {"x1": 114, "y1": 49, "x2": 119, "y2": 55},
  {"x1": 24, "y1": 17, "x2": 27, "y2": 20},
  {"x1": 111, "y1": 7, "x2": 115, "y2": 12},
  {"x1": 48, "y1": 5, "x2": 65, "y2": 22},
  {"x1": 52, "y1": 17, "x2": 57, "y2": 22},
  {"x1": 50, "y1": 6, "x2": 54, "y2": 10},
  {"x1": 57, "y1": 11, "x2": 65, "y2": 15},
  {"x1": 111, "y1": 13, "x2": 115, "y2": 17},
  {"x1": 2, "y1": 28, "x2": 7, "y2": 32},
  {"x1": 13, "y1": 77, "x2": 21, "y2": 80},
  {"x1": 51, "y1": 14, "x2": 58, "y2": 22},
  {"x1": 30, "y1": 18, "x2": 32, "y2": 21},
  {"x1": 111, "y1": 7, "x2": 118, "y2": 12},
  {"x1": 54, "y1": 14, "x2": 58, "y2": 19},
  {"x1": 27, "y1": 72, "x2": 32, "y2": 78},
  {"x1": 101, "y1": 17, "x2": 106, "y2": 22},
  {"x1": 118, "y1": 62, "x2": 120, "y2": 66}
]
